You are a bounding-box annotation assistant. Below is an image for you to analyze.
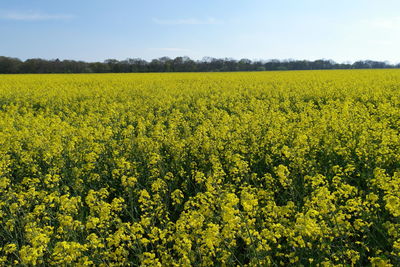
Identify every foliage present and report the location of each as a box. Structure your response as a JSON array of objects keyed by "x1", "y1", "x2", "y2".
[
  {"x1": 0, "y1": 70, "x2": 400, "y2": 266},
  {"x1": 0, "y1": 55, "x2": 399, "y2": 74}
]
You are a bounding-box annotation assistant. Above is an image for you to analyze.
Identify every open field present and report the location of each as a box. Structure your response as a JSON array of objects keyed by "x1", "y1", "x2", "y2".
[{"x1": 1, "y1": 70, "x2": 400, "y2": 266}]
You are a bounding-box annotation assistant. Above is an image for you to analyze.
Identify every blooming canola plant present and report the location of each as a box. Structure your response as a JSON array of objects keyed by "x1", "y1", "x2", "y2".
[{"x1": 0, "y1": 70, "x2": 399, "y2": 266}]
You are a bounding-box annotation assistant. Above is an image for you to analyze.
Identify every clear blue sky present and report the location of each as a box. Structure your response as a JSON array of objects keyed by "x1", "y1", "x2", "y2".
[{"x1": 1, "y1": 0, "x2": 399, "y2": 63}]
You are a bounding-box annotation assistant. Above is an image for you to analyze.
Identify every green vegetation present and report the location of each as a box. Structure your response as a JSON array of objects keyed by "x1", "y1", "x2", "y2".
[{"x1": 0, "y1": 70, "x2": 399, "y2": 266}]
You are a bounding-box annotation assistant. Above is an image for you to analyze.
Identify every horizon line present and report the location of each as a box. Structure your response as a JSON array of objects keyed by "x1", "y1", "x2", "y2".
[{"x1": 1, "y1": 55, "x2": 398, "y2": 65}]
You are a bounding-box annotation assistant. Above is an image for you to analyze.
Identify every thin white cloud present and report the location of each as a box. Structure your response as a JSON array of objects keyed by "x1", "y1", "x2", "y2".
[
  {"x1": 151, "y1": 48, "x2": 191, "y2": 52},
  {"x1": 362, "y1": 16, "x2": 400, "y2": 30},
  {"x1": 370, "y1": 40, "x2": 393, "y2": 46},
  {"x1": 0, "y1": 10, "x2": 74, "y2": 21},
  {"x1": 153, "y1": 17, "x2": 221, "y2": 25}
]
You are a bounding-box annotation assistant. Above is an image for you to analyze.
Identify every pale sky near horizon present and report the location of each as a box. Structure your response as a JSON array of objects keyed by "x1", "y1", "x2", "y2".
[{"x1": 1, "y1": 0, "x2": 400, "y2": 63}]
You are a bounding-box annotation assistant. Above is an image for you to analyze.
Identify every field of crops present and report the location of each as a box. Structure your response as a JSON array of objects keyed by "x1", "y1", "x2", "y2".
[{"x1": 0, "y1": 70, "x2": 399, "y2": 266}]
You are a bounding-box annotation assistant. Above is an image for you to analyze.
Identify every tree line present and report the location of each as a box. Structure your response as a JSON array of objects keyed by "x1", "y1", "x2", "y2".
[{"x1": 0, "y1": 56, "x2": 398, "y2": 74}]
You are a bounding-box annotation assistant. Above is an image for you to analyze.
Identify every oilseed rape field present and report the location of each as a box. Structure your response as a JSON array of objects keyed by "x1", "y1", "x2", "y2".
[{"x1": 1, "y1": 70, "x2": 400, "y2": 266}]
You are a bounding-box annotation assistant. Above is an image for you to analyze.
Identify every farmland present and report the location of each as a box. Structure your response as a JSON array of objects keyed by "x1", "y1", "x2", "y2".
[{"x1": 0, "y1": 70, "x2": 400, "y2": 266}]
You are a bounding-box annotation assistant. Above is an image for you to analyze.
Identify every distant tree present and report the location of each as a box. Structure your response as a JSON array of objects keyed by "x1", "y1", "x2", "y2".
[
  {"x1": 158, "y1": 57, "x2": 172, "y2": 72},
  {"x1": 89, "y1": 62, "x2": 110, "y2": 73},
  {"x1": 0, "y1": 56, "x2": 398, "y2": 74},
  {"x1": 238, "y1": 59, "x2": 252, "y2": 71},
  {"x1": 0, "y1": 56, "x2": 21, "y2": 73}
]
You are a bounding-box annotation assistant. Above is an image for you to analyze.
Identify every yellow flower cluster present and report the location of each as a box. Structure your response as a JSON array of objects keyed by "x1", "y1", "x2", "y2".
[{"x1": 0, "y1": 70, "x2": 400, "y2": 266}]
